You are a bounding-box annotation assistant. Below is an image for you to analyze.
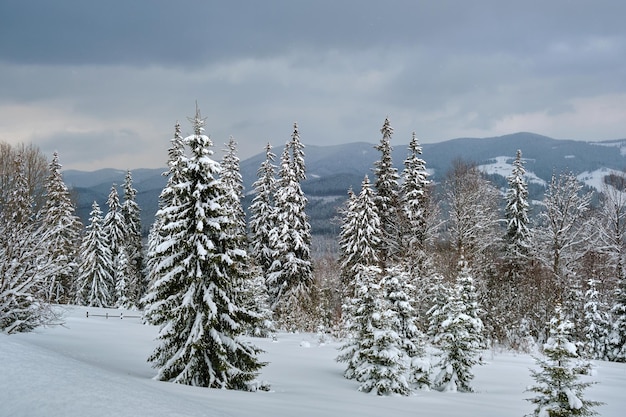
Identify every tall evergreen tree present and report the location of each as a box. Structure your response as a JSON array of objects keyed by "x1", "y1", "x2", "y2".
[
  {"x1": 103, "y1": 185, "x2": 126, "y2": 305},
  {"x1": 504, "y1": 149, "x2": 531, "y2": 266},
  {"x1": 221, "y1": 136, "x2": 247, "y2": 240},
  {"x1": 400, "y1": 131, "x2": 431, "y2": 256},
  {"x1": 76, "y1": 202, "x2": 114, "y2": 307},
  {"x1": 38, "y1": 151, "x2": 83, "y2": 303},
  {"x1": 266, "y1": 124, "x2": 313, "y2": 330},
  {"x1": 145, "y1": 107, "x2": 264, "y2": 389},
  {"x1": 373, "y1": 117, "x2": 400, "y2": 268},
  {"x1": 143, "y1": 122, "x2": 186, "y2": 316},
  {"x1": 338, "y1": 175, "x2": 382, "y2": 297},
  {"x1": 121, "y1": 170, "x2": 144, "y2": 308},
  {"x1": 249, "y1": 143, "x2": 277, "y2": 278},
  {"x1": 526, "y1": 305, "x2": 602, "y2": 416}
]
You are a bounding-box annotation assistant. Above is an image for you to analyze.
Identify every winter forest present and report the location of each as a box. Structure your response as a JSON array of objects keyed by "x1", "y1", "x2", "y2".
[{"x1": 2, "y1": 108, "x2": 626, "y2": 415}]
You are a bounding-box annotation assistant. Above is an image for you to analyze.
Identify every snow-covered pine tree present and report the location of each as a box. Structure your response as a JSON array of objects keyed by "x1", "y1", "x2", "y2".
[
  {"x1": 145, "y1": 106, "x2": 264, "y2": 389},
  {"x1": 337, "y1": 265, "x2": 411, "y2": 396},
  {"x1": 121, "y1": 170, "x2": 144, "y2": 308},
  {"x1": 338, "y1": 175, "x2": 382, "y2": 297},
  {"x1": 114, "y1": 247, "x2": 133, "y2": 309},
  {"x1": 383, "y1": 265, "x2": 430, "y2": 389},
  {"x1": 582, "y1": 279, "x2": 609, "y2": 360},
  {"x1": 526, "y1": 305, "x2": 602, "y2": 417},
  {"x1": 143, "y1": 122, "x2": 186, "y2": 320},
  {"x1": 221, "y1": 136, "x2": 247, "y2": 240},
  {"x1": 432, "y1": 260, "x2": 484, "y2": 392},
  {"x1": 399, "y1": 131, "x2": 431, "y2": 257},
  {"x1": 75, "y1": 201, "x2": 114, "y2": 307},
  {"x1": 38, "y1": 151, "x2": 83, "y2": 303},
  {"x1": 373, "y1": 117, "x2": 400, "y2": 268},
  {"x1": 0, "y1": 155, "x2": 53, "y2": 333},
  {"x1": 503, "y1": 149, "x2": 531, "y2": 270},
  {"x1": 249, "y1": 143, "x2": 277, "y2": 279},
  {"x1": 103, "y1": 184, "x2": 126, "y2": 306},
  {"x1": 266, "y1": 123, "x2": 313, "y2": 330},
  {"x1": 608, "y1": 270, "x2": 626, "y2": 361}
]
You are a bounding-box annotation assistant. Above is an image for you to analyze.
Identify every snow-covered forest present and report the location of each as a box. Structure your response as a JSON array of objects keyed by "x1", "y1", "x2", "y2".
[{"x1": 2, "y1": 112, "x2": 626, "y2": 415}]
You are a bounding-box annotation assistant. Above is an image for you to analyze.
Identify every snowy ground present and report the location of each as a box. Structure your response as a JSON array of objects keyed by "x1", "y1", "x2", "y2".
[{"x1": 1, "y1": 306, "x2": 624, "y2": 417}]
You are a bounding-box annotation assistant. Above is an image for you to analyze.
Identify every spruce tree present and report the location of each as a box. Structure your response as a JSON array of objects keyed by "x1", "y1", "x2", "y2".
[
  {"x1": 76, "y1": 202, "x2": 114, "y2": 307},
  {"x1": 432, "y1": 260, "x2": 484, "y2": 392},
  {"x1": 221, "y1": 136, "x2": 247, "y2": 240},
  {"x1": 373, "y1": 117, "x2": 400, "y2": 268},
  {"x1": 143, "y1": 122, "x2": 186, "y2": 319},
  {"x1": 383, "y1": 265, "x2": 430, "y2": 389},
  {"x1": 121, "y1": 170, "x2": 144, "y2": 308},
  {"x1": 338, "y1": 175, "x2": 382, "y2": 297},
  {"x1": 526, "y1": 306, "x2": 602, "y2": 416},
  {"x1": 266, "y1": 124, "x2": 313, "y2": 330},
  {"x1": 608, "y1": 272, "x2": 626, "y2": 361},
  {"x1": 38, "y1": 151, "x2": 83, "y2": 303},
  {"x1": 103, "y1": 184, "x2": 126, "y2": 305},
  {"x1": 249, "y1": 143, "x2": 277, "y2": 279},
  {"x1": 504, "y1": 149, "x2": 531, "y2": 267},
  {"x1": 400, "y1": 131, "x2": 431, "y2": 256},
  {"x1": 337, "y1": 265, "x2": 411, "y2": 396},
  {"x1": 145, "y1": 107, "x2": 264, "y2": 389},
  {"x1": 582, "y1": 279, "x2": 609, "y2": 360}
]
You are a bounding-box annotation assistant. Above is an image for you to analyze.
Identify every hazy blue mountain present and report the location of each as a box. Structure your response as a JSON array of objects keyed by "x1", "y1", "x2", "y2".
[{"x1": 63, "y1": 132, "x2": 626, "y2": 236}]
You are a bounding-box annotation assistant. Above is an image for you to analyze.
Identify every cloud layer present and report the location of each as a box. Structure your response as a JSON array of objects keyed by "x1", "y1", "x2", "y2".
[{"x1": 1, "y1": 0, "x2": 624, "y2": 170}]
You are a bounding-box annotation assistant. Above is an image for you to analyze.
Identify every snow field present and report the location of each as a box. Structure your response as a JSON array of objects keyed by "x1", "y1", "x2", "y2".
[{"x1": 1, "y1": 306, "x2": 624, "y2": 417}]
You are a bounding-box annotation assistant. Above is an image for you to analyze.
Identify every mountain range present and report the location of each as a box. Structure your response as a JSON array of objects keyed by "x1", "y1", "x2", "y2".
[{"x1": 63, "y1": 132, "x2": 626, "y2": 236}]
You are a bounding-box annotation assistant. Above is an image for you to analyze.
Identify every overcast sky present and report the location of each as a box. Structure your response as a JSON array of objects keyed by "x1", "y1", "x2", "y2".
[{"x1": 1, "y1": 0, "x2": 625, "y2": 170}]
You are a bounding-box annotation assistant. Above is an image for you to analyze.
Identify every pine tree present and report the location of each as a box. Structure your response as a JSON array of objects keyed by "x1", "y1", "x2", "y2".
[
  {"x1": 504, "y1": 149, "x2": 531, "y2": 267},
  {"x1": 38, "y1": 151, "x2": 83, "y2": 303},
  {"x1": 249, "y1": 143, "x2": 277, "y2": 279},
  {"x1": 0, "y1": 155, "x2": 52, "y2": 333},
  {"x1": 266, "y1": 124, "x2": 313, "y2": 330},
  {"x1": 76, "y1": 202, "x2": 114, "y2": 307},
  {"x1": 383, "y1": 265, "x2": 430, "y2": 389},
  {"x1": 432, "y1": 260, "x2": 484, "y2": 392},
  {"x1": 608, "y1": 272, "x2": 626, "y2": 361},
  {"x1": 143, "y1": 122, "x2": 186, "y2": 319},
  {"x1": 103, "y1": 184, "x2": 126, "y2": 305},
  {"x1": 145, "y1": 106, "x2": 264, "y2": 389},
  {"x1": 114, "y1": 247, "x2": 133, "y2": 309},
  {"x1": 526, "y1": 306, "x2": 602, "y2": 417},
  {"x1": 337, "y1": 265, "x2": 411, "y2": 396},
  {"x1": 582, "y1": 279, "x2": 609, "y2": 360},
  {"x1": 121, "y1": 170, "x2": 144, "y2": 308},
  {"x1": 399, "y1": 131, "x2": 431, "y2": 256},
  {"x1": 373, "y1": 117, "x2": 400, "y2": 268},
  {"x1": 221, "y1": 136, "x2": 247, "y2": 240},
  {"x1": 338, "y1": 175, "x2": 382, "y2": 298}
]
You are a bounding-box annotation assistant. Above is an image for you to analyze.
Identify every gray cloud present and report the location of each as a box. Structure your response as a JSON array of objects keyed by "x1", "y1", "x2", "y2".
[{"x1": 0, "y1": 1, "x2": 625, "y2": 170}]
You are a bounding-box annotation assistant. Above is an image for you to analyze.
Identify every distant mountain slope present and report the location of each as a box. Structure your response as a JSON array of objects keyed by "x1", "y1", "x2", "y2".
[{"x1": 63, "y1": 133, "x2": 626, "y2": 236}]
